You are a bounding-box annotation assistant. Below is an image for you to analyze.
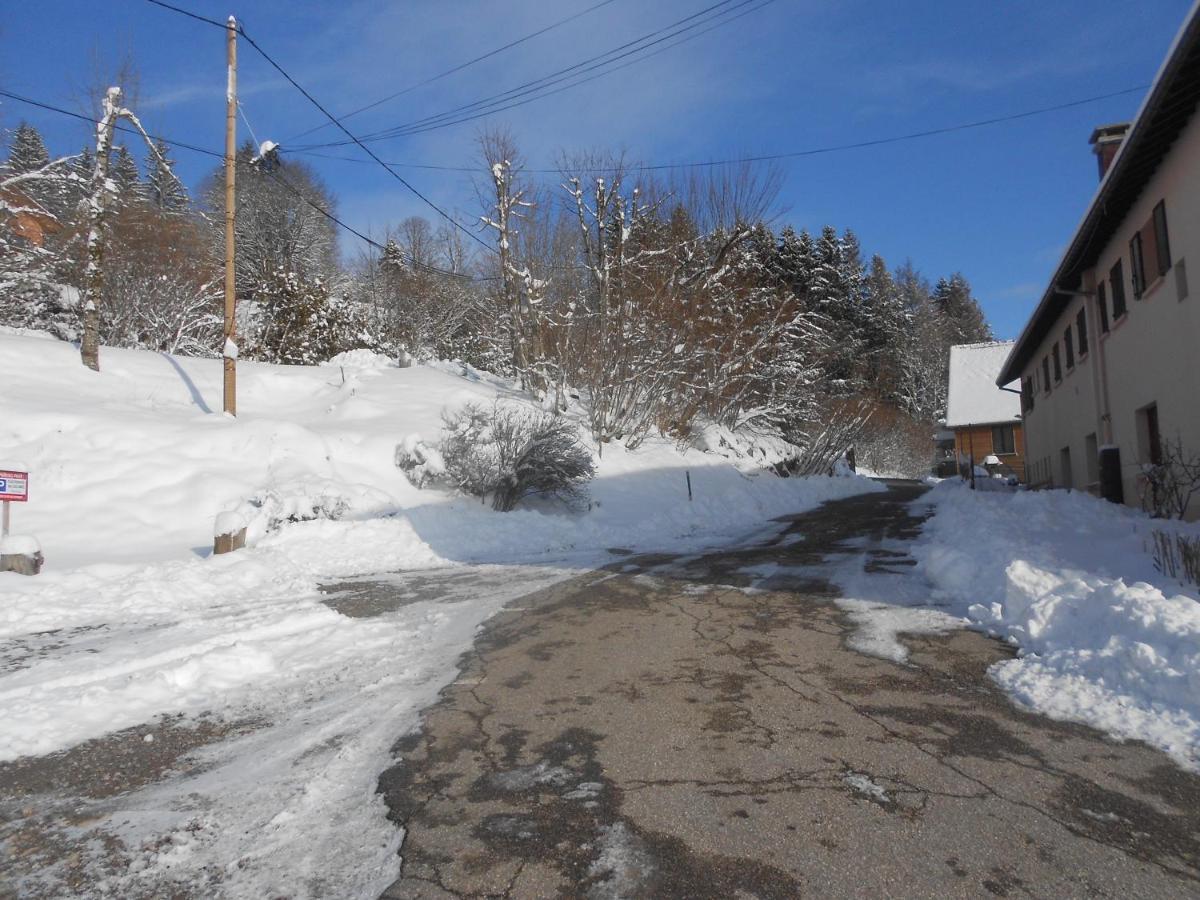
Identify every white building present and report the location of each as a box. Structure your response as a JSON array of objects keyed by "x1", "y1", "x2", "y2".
[{"x1": 997, "y1": 1, "x2": 1200, "y2": 515}]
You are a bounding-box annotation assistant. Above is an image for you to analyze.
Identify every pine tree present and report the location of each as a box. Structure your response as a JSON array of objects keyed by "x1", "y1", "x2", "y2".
[
  {"x1": 3, "y1": 122, "x2": 50, "y2": 175},
  {"x1": 147, "y1": 140, "x2": 188, "y2": 211},
  {"x1": 862, "y1": 254, "x2": 907, "y2": 398},
  {"x1": 810, "y1": 225, "x2": 843, "y2": 310},
  {"x1": 110, "y1": 145, "x2": 144, "y2": 205},
  {"x1": 933, "y1": 272, "x2": 991, "y2": 345},
  {"x1": 775, "y1": 226, "x2": 814, "y2": 299}
]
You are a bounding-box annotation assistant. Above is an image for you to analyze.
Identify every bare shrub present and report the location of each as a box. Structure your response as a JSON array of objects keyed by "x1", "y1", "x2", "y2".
[
  {"x1": 853, "y1": 404, "x2": 934, "y2": 478},
  {"x1": 439, "y1": 402, "x2": 595, "y2": 511},
  {"x1": 1149, "y1": 529, "x2": 1200, "y2": 587},
  {"x1": 775, "y1": 397, "x2": 873, "y2": 477},
  {"x1": 1139, "y1": 435, "x2": 1200, "y2": 520}
]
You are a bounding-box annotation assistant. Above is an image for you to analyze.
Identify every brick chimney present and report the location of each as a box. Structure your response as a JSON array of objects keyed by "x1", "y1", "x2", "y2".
[{"x1": 1089, "y1": 123, "x2": 1131, "y2": 180}]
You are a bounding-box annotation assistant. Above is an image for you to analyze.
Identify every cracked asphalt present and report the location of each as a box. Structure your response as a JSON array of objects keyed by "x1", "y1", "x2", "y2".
[{"x1": 375, "y1": 482, "x2": 1200, "y2": 899}]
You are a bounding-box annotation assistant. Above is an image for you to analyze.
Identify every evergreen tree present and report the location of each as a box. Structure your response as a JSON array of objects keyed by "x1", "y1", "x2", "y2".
[
  {"x1": 933, "y1": 272, "x2": 991, "y2": 344},
  {"x1": 809, "y1": 225, "x2": 843, "y2": 310},
  {"x1": 3, "y1": 122, "x2": 50, "y2": 175},
  {"x1": 110, "y1": 145, "x2": 144, "y2": 205},
  {"x1": 147, "y1": 140, "x2": 188, "y2": 211},
  {"x1": 862, "y1": 254, "x2": 907, "y2": 398},
  {"x1": 203, "y1": 140, "x2": 338, "y2": 294},
  {"x1": 775, "y1": 226, "x2": 814, "y2": 298}
]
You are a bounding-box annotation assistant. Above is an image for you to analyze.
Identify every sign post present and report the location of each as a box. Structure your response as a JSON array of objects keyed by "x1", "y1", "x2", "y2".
[{"x1": 0, "y1": 470, "x2": 29, "y2": 537}]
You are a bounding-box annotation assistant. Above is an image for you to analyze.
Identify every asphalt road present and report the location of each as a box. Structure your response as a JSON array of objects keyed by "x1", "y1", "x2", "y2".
[{"x1": 377, "y1": 482, "x2": 1200, "y2": 899}]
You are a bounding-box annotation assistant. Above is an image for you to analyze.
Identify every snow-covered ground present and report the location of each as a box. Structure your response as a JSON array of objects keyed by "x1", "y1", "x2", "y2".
[
  {"x1": 0, "y1": 332, "x2": 880, "y2": 897},
  {"x1": 913, "y1": 481, "x2": 1200, "y2": 770}
]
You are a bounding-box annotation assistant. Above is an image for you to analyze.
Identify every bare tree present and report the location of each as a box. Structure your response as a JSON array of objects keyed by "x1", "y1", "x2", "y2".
[{"x1": 79, "y1": 86, "x2": 186, "y2": 370}]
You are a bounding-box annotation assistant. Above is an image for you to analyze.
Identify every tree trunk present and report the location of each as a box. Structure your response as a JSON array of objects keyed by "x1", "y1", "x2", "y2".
[{"x1": 80, "y1": 87, "x2": 122, "y2": 372}]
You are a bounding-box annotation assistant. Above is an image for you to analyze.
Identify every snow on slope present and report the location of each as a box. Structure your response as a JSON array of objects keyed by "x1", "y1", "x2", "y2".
[
  {"x1": 913, "y1": 481, "x2": 1200, "y2": 769},
  {"x1": 0, "y1": 332, "x2": 881, "y2": 897}
]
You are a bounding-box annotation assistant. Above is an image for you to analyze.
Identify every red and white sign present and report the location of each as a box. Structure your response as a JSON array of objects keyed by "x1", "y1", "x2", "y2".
[{"x1": 0, "y1": 470, "x2": 28, "y2": 502}]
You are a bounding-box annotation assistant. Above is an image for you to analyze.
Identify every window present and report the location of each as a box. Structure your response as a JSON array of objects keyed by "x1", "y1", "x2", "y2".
[
  {"x1": 1138, "y1": 403, "x2": 1163, "y2": 466},
  {"x1": 1064, "y1": 324, "x2": 1075, "y2": 369},
  {"x1": 1152, "y1": 200, "x2": 1171, "y2": 277},
  {"x1": 1052, "y1": 342, "x2": 1062, "y2": 382},
  {"x1": 1076, "y1": 307, "x2": 1089, "y2": 356},
  {"x1": 1110, "y1": 259, "x2": 1127, "y2": 319},
  {"x1": 1021, "y1": 376, "x2": 1034, "y2": 413},
  {"x1": 1042, "y1": 356, "x2": 1051, "y2": 394},
  {"x1": 1060, "y1": 445, "x2": 1074, "y2": 490},
  {"x1": 992, "y1": 424, "x2": 1016, "y2": 455},
  {"x1": 1130, "y1": 232, "x2": 1146, "y2": 298},
  {"x1": 1097, "y1": 281, "x2": 1110, "y2": 333}
]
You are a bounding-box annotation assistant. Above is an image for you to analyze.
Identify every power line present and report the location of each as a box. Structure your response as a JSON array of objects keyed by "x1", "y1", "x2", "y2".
[
  {"x1": 0, "y1": 88, "x2": 483, "y2": 281},
  {"x1": 366, "y1": 0, "x2": 777, "y2": 144},
  {"x1": 295, "y1": 0, "x2": 759, "y2": 149},
  {"x1": 0, "y1": 88, "x2": 225, "y2": 160},
  {"x1": 141, "y1": 0, "x2": 226, "y2": 29},
  {"x1": 263, "y1": 166, "x2": 486, "y2": 281},
  {"x1": 289, "y1": 84, "x2": 1151, "y2": 175},
  {"x1": 231, "y1": 25, "x2": 497, "y2": 254},
  {"x1": 139, "y1": 0, "x2": 496, "y2": 254},
  {"x1": 287, "y1": 0, "x2": 623, "y2": 143}
]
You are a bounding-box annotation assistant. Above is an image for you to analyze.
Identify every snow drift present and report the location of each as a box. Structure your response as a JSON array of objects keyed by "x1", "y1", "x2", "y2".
[{"x1": 914, "y1": 481, "x2": 1200, "y2": 769}]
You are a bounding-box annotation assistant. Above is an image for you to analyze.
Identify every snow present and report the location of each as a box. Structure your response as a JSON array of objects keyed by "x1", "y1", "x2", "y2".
[
  {"x1": 212, "y1": 509, "x2": 246, "y2": 538},
  {"x1": 843, "y1": 771, "x2": 890, "y2": 803},
  {"x1": 0, "y1": 331, "x2": 881, "y2": 896},
  {"x1": 944, "y1": 341, "x2": 1020, "y2": 427},
  {"x1": 0, "y1": 534, "x2": 40, "y2": 556},
  {"x1": 222, "y1": 337, "x2": 238, "y2": 360},
  {"x1": 913, "y1": 480, "x2": 1200, "y2": 769}
]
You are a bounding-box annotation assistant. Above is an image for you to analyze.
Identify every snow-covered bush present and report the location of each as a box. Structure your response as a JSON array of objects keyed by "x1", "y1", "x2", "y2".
[
  {"x1": 438, "y1": 401, "x2": 595, "y2": 512},
  {"x1": 394, "y1": 435, "x2": 446, "y2": 489}
]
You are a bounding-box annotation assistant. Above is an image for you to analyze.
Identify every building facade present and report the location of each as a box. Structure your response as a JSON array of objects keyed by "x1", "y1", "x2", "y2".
[
  {"x1": 945, "y1": 341, "x2": 1026, "y2": 482},
  {"x1": 998, "y1": 4, "x2": 1200, "y2": 515}
]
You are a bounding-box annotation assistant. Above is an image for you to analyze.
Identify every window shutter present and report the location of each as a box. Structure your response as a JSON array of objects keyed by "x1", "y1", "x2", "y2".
[
  {"x1": 1130, "y1": 233, "x2": 1145, "y2": 298},
  {"x1": 1076, "y1": 307, "x2": 1088, "y2": 356},
  {"x1": 1097, "y1": 281, "x2": 1110, "y2": 332},
  {"x1": 1153, "y1": 201, "x2": 1171, "y2": 276},
  {"x1": 1064, "y1": 325, "x2": 1074, "y2": 368},
  {"x1": 1110, "y1": 260, "x2": 1127, "y2": 318},
  {"x1": 1141, "y1": 221, "x2": 1158, "y2": 288}
]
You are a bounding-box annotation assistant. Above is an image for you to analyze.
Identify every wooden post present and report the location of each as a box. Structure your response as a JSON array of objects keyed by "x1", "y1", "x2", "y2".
[
  {"x1": 968, "y1": 427, "x2": 976, "y2": 490},
  {"x1": 223, "y1": 15, "x2": 238, "y2": 416}
]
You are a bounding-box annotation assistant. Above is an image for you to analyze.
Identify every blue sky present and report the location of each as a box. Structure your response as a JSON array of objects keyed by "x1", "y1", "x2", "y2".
[{"x1": 2, "y1": 0, "x2": 1193, "y2": 338}]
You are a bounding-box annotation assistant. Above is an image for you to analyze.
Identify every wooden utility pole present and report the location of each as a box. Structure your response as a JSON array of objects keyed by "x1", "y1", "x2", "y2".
[{"x1": 223, "y1": 15, "x2": 238, "y2": 415}]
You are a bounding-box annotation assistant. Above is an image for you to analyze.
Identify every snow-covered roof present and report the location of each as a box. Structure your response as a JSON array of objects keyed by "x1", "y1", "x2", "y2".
[{"x1": 945, "y1": 341, "x2": 1020, "y2": 427}]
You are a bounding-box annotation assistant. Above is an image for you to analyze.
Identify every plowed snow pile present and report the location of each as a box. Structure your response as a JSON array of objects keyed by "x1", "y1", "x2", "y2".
[{"x1": 914, "y1": 481, "x2": 1200, "y2": 769}]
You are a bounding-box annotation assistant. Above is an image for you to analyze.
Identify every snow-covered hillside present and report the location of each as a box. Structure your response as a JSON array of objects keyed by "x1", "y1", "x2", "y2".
[
  {"x1": 0, "y1": 332, "x2": 880, "y2": 897},
  {"x1": 0, "y1": 331, "x2": 876, "y2": 572}
]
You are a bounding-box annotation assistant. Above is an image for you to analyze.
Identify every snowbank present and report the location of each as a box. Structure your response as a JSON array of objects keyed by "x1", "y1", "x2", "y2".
[{"x1": 913, "y1": 481, "x2": 1200, "y2": 768}]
